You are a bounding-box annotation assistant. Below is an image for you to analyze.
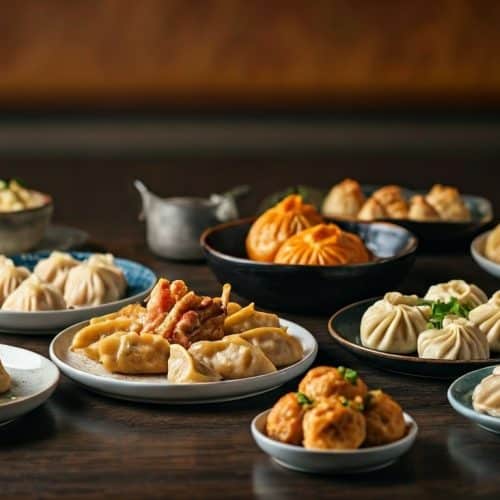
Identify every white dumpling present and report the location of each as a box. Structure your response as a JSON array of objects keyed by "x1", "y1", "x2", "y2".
[
  {"x1": 417, "y1": 316, "x2": 489, "y2": 360},
  {"x1": 188, "y1": 336, "x2": 277, "y2": 379},
  {"x1": 64, "y1": 254, "x2": 127, "y2": 307},
  {"x1": 360, "y1": 292, "x2": 429, "y2": 354},
  {"x1": 167, "y1": 344, "x2": 221, "y2": 383},
  {"x1": 469, "y1": 291, "x2": 500, "y2": 352},
  {"x1": 0, "y1": 357, "x2": 11, "y2": 393},
  {"x1": 34, "y1": 251, "x2": 79, "y2": 292},
  {"x1": 472, "y1": 367, "x2": 500, "y2": 417},
  {"x1": 424, "y1": 280, "x2": 487, "y2": 308},
  {"x1": 2, "y1": 275, "x2": 66, "y2": 311},
  {"x1": 0, "y1": 259, "x2": 30, "y2": 305},
  {"x1": 228, "y1": 327, "x2": 303, "y2": 367}
]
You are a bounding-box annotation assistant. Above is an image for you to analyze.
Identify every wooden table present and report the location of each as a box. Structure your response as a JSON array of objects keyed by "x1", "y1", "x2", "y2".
[{"x1": 0, "y1": 161, "x2": 499, "y2": 499}]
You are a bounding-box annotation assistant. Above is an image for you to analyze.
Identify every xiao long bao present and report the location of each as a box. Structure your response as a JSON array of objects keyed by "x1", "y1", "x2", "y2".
[
  {"x1": 472, "y1": 366, "x2": 500, "y2": 418},
  {"x1": 0, "y1": 257, "x2": 30, "y2": 305}
]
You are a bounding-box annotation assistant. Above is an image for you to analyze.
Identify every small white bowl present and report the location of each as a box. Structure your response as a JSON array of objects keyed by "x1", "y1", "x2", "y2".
[
  {"x1": 251, "y1": 409, "x2": 418, "y2": 474},
  {"x1": 471, "y1": 231, "x2": 500, "y2": 278}
]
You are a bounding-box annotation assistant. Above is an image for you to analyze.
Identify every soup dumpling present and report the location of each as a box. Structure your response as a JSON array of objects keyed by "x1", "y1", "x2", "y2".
[
  {"x1": 0, "y1": 357, "x2": 11, "y2": 393},
  {"x1": 472, "y1": 366, "x2": 500, "y2": 417},
  {"x1": 424, "y1": 280, "x2": 487, "y2": 308},
  {"x1": 167, "y1": 344, "x2": 221, "y2": 383},
  {"x1": 469, "y1": 291, "x2": 500, "y2": 352},
  {"x1": 34, "y1": 251, "x2": 79, "y2": 293},
  {"x1": 360, "y1": 292, "x2": 429, "y2": 354},
  {"x1": 0, "y1": 259, "x2": 30, "y2": 305},
  {"x1": 321, "y1": 178, "x2": 366, "y2": 219}
]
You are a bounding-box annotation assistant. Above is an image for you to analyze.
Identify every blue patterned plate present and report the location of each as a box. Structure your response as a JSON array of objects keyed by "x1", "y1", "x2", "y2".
[{"x1": 0, "y1": 252, "x2": 156, "y2": 334}]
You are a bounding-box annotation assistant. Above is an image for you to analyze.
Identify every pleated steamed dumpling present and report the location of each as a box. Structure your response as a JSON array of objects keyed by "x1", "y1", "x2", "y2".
[
  {"x1": 425, "y1": 184, "x2": 470, "y2": 221},
  {"x1": 472, "y1": 366, "x2": 500, "y2": 417},
  {"x1": 0, "y1": 258, "x2": 30, "y2": 305},
  {"x1": 360, "y1": 292, "x2": 429, "y2": 353},
  {"x1": 1, "y1": 275, "x2": 66, "y2": 311},
  {"x1": 34, "y1": 251, "x2": 79, "y2": 293},
  {"x1": 167, "y1": 344, "x2": 221, "y2": 383},
  {"x1": 321, "y1": 179, "x2": 366, "y2": 219},
  {"x1": 417, "y1": 316, "x2": 489, "y2": 360},
  {"x1": 0, "y1": 357, "x2": 11, "y2": 393},
  {"x1": 64, "y1": 254, "x2": 127, "y2": 307},
  {"x1": 424, "y1": 280, "x2": 487, "y2": 309},
  {"x1": 469, "y1": 291, "x2": 500, "y2": 352}
]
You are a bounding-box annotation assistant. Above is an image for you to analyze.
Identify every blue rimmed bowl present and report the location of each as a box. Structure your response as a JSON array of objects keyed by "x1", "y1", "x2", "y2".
[{"x1": 0, "y1": 251, "x2": 156, "y2": 334}]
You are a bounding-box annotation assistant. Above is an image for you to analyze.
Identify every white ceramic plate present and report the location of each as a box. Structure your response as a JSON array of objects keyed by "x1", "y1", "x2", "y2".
[
  {"x1": 0, "y1": 344, "x2": 59, "y2": 424},
  {"x1": 49, "y1": 318, "x2": 318, "y2": 404},
  {"x1": 471, "y1": 230, "x2": 500, "y2": 278},
  {"x1": 251, "y1": 409, "x2": 418, "y2": 474}
]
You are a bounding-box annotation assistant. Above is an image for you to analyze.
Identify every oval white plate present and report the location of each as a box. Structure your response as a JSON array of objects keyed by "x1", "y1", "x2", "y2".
[
  {"x1": 471, "y1": 231, "x2": 500, "y2": 278},
  {"x1": 0, "y1": 344, "x2": 59, "y2": 423},
  {"x1": 50, "y1": 318, "x2": 318, "y2": 404},
  {"x1": 251, "y1": 409, "x2": 418, "y2": 474}
]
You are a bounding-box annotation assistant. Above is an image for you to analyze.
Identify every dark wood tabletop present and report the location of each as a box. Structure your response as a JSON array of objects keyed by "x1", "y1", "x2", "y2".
[{"x1": 0, "y1": 161, "x2": 499, "y2": 499}]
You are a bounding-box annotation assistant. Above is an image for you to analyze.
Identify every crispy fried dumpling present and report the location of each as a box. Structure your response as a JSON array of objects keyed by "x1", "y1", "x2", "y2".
[
  {"x1": 64, "y1": 254, "x2": 127, "y2": 307},
  {"x1": 360, "y1": 292, "x2": 429, "y2": 353},
  {"x1": 0, "y1": 259, "x2": 30, "y2": 305},
  {"x1": 223, "y1": 303, "x2": 280, "y2": 334},
  {"x1": 426, "y1": 184, "x2": 470, "y2": 221},
  {"x1": 469, "y1": 291, "x2": 500, "y2": 352},
  {"x1": 417, "y1": 316, "x2": 489, "y2": 360},
  {"x1": 321, "y1": 178, "x2": 366, "y2": 219},
  {"x1": 358, "y1": 197, "x2": 386, "y2": 221},
  {"x1": 408, "y1": 195, "x2": 441, "y2": 221},
  {"x1": 188, "y1": 336, "x2": 276, "y2": 379},
  {"x1": 226, "y1": 302, "x2": 242, "y2": 316},
  {"x1": 372, "y1": 185, "x2": 409, "y2": 219},
  {"x1": 303, "y1": 396, "x2": 366, "y2": 450},
  {"x1": 274, "y1": 223, "x2": 371, "y2": 266},
  {"x1": 485, "y1": 224, "x2": 500, "y2": 264},
  {"x1": 71, "y1": 317, "x2": 138, "y2": 350},
  {"x1": 363, "y1": 390, "x2": 406, "y2": 446},
  {"x1": 167, "y1": 344, "x2": 221, "y2": 383},
  {"x1": 231, "y1": 327, "x2": 303, "y2": 367},
  {"x1": 2, "y1": 275, "x2": 66, "y2": 311},
  {"x1": 472, "y1": 366, "x2": 500, "y2": 417},
  {"x1": 0, "y1": 357, "x2": 11, "y2": 393},
  {"x1": 266, "y1": 392, "x2": 307, "y2": 445},
  {"x1": 34, "y1": 251, "x2": 79, "y2": 293},
  {"x1": 98, "y1": 332, "x2": 170, "y2": 374},
  {"x1": 246, "y1": 194, "x2": 323, "y2": 262},
  {"x1": 424, "y1": 280, "x2": 487, "y2": 308}
]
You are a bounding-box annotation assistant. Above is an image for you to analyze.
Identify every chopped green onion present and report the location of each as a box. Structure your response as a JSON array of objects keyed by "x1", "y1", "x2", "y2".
[
  {"x1": 344, "y1": 368, "x2": 358, "y2": 385},
  {"x1": 296, "y1": 392, "x2": 313, "y2": 406},
  {"x1": 337, "y1": 366, "x2": 346, "y2": 376}
]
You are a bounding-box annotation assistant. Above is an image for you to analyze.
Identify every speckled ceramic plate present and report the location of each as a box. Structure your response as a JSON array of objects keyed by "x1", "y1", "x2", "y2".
[
  {"x1": 49, "y1": 318, "x2": 318, "y2": 404},
  {"x1": 0, "y1": 344, "x2": 59, "y2": 423},
  {"x1": 328, "y1": 298, "x2": 500, "y2": 379},
  {"x1": 448, "y1": 365, "x2": 500, "y2": 434},
  {"x1": 471, "y1": 230, "x2": 500, "y2": 278},
  {"x1": 0, "y1": 252, "x2": 156, "y2": 334}
]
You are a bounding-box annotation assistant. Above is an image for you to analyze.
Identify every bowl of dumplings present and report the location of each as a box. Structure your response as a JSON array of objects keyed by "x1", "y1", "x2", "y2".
[
  {"x1": 448, "y1": 365, "x2": 500, "y2": 434},
  {"x1": 328, "y1": 281, "x2": 500, "y2": 378},
  {"x1": 201, "y1": 194, "x2": 418, "y2": 313},
  {"x1": 0, "y1": 251, "x2": 156, "y2": 333},
  {"x1": 471, "y1": 224, "x2": 500, "y2": 278},
  {"x1": 251, "y1": 366, "x2": 418, "y2": 474}
]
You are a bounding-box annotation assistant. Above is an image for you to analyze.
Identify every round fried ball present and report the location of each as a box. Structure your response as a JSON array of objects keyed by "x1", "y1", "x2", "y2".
[
  {"x1": 298, "y1": 366, "x2": 368, "y2": 401},
  {"x1": 303, "y1": 396, "x2": 366, "y2": 450},
  {"x1": 364, "y1": 390, "x2": 406, "y2": 446},
  {"x1": 266, "y1": 392, "x2": 306, "y2": 445}
]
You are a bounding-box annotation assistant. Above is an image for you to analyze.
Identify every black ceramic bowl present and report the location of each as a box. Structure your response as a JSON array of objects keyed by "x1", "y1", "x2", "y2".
[{"x1": 201, "y1": 219, "x2": 418, "y2": 314}]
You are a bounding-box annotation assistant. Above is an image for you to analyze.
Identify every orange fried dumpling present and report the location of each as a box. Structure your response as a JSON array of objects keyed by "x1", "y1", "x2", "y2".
[
  {"x1": 246, "y1": 195, "x2": 323, "y2": 262},
  {"x1": 426, "y1": 184, "x2": 470, "y2": 221},
  {"x1": 408, "y1": 195, "x2": 441, "y2": 221},
  {"x1": 322, "y1": 179, "x2": 366, "y2": 219},
  {"x1": 266, "y1": 392, "x2": 308, "y2": 445},
  {"x1": 273, "y1": 224, "x2": 370, "y2": 266}
]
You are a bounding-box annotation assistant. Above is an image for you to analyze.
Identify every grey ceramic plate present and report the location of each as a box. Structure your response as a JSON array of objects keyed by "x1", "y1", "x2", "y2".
[
  {"x1": 448, "y1": 366, "x2": 500, "y2": 434},
  {"x1": 328, "y1": 297, "x2": 500, "y2": 379},
  {"x1": 471, "y1": 230, "x2": 500, "y2": 278}
]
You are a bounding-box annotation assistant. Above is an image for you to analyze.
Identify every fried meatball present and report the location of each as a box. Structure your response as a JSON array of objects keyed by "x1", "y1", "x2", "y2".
[
  {"x1": 298, "y1": 366, "x2": 368, "y2": 401},
  {"x1": 363, "y1": 390, "x2": 406, "y2": 446},
  {"x1": 266, "y1": 392, "x2": 306, "y2": 445},
  {"x1": 303, "y1": 396, "x2": 366, "y2": 450}
]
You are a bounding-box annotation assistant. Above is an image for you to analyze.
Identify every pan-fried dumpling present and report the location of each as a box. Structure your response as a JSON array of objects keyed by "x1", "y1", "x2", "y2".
[
  {"x1": 98, "y1": 332, "x2": 170, "y2": 374},
  {"x1": 408, "y1": 195, "x2": 441, "y2": 221},
  {"x1": 417, "y1": 316, "x2": 489, "y2": 360},
  {"x1": 188, "y1": 336, "x2": 276, "y2": 379},
  {"x1": 227, "y1": 327, "x2": 303, "y2": 367},
  {"x1": 485, "y1": 224, "x2": 500, "y2": 264},
  {"x1": 321, "y1": 179, "x2": 366, "y2": 219},
  {"x1": 71, "y1": 317, "x2": 139, "y2": 349},
  {"x1": 360, "y1": 292, "x2": 429, "y2": 353},
  {"x1": 167, "y1": 344, "x2": 221, "y2": 383},
  {"x1": 0, "y1": 357, "x2": 11, "y2": 393},
  {"x1": 34, "y1": 251, "x2": 79, "y2": 292},
  {"x1": 0, "y1": 259, "x2": 30, "y2": 305},
  {"x1": 2, "y1": 275, "x2": 66, "y2": 311},
  {"x1": 472, "y1": 366, "x2": 500, "y2": 417},
  {"x1": 64, "y1": 254, "x2": 127, "y2": 307},
  {"x1": 224, "y1": 302, "x2": 280, "y2": 334},
  {"x1": 426, "y1": 184, "x2": 470, "y2": 221},
  {"x1": 469, "y1": 291, "x2": 500, "y2": 352},
  {"x1": 424, "y1": 280, "x2": 487, "y2": 308},
  {"x1": 358, "y1": 197, "x2": 386, "y2": 221},
  {"x1": 372, "y1": 185, "x2": 409, "y2": 219}
]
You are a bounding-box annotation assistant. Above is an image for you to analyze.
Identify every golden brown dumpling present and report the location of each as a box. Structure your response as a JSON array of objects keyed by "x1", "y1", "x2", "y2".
[
  {"x1": 223, "y1": 302, "x2": 280, "y2": 334},
  {"x1": 372, "y1": 185, "x2": 408, "y2": 219},
  {"x1": 485, "y1": 224, "x2": 500, "y2": 264},
  {"x1": 167, "y1": 344, "x2": 221, "y2": 383},
  {"x1": 426, "y1": 184, "x2": 470, "y2": 221},
  {"x1": 364, "y1": 390, "x2": 406, "y2": 446},
  {"x1": 303, "y1": 396, "x2": 366, "y2": 450},
  {"x1": 358, "y1": 197, "x2": 387, "y2": 221},
  {"x1": 266, "y1": 392, "x2": 307, "y2": 445},
  {"x1": 246, "y1": 194, "x2": 323, "y2": 262},
  {"x1": 0, "y1": 357, "x2": 11, "y2": 394},
  {"x1": 274, "y1": 224, "x2": 370, "y2": 266},
  {"x1": 321, "y1": 179, "x2": 366, "y2": 219},
  {"x1": 408, "y1": 195, "x2": 441, "y2": 221},
  {"x1": 298, "y1": 366, "x2": 368, "y2": 401}
]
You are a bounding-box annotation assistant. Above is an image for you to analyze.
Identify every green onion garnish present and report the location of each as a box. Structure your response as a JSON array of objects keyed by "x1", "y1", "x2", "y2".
[{"x1": 296, "y1": 392, "x2": 313, "y2": 406}]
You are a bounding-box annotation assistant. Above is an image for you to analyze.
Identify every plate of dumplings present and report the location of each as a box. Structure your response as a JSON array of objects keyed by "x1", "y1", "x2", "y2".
[
  {"x1": 328, "y1": 280, "x2": 500, "y2": 378},
  {"x1": 0, "y1": 251, "x2": 156, "y2": 334}
]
